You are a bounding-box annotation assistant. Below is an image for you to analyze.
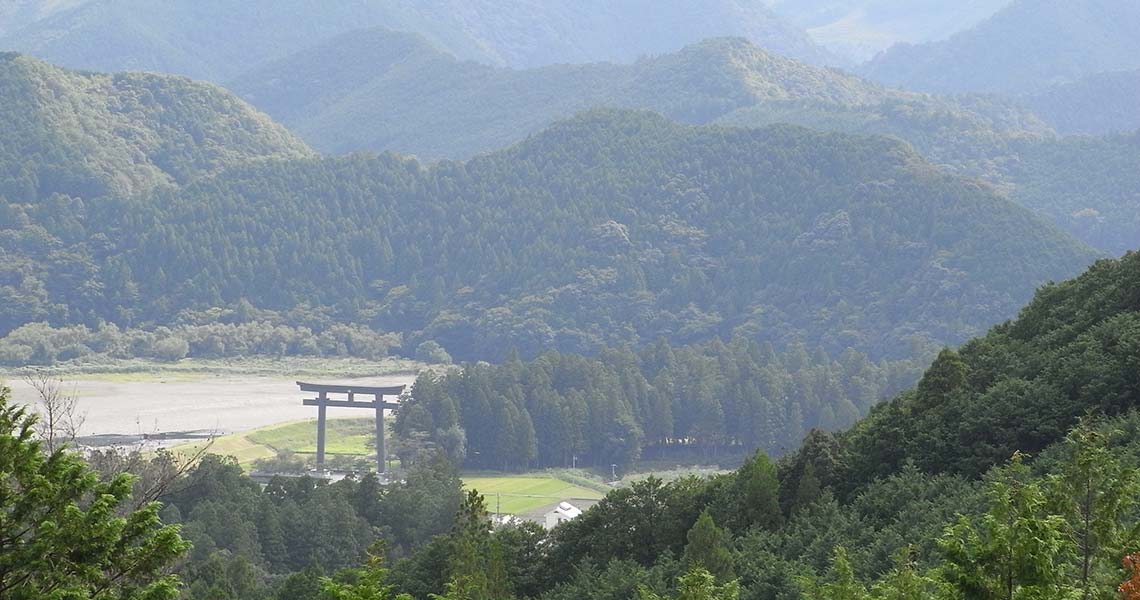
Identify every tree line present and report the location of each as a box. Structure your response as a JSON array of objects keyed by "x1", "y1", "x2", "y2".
[{"x1": 395, "y1": 336, "x2": 924, "y2": 469}]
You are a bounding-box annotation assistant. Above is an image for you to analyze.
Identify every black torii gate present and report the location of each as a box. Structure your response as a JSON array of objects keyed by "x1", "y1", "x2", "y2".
[{"x1": 297, "y1": 381, "x2": 405, "y2": 473}]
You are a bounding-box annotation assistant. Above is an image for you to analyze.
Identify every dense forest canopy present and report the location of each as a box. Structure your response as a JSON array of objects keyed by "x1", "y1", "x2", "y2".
[
  {"x1": 791, "y1": 250, "x2": 1140, "y2": 497},
  {"x1": 717, "y1": 92, "x2": 1140, "y2": 256},
  {"x1": 0, "y1": 110, "x2": 1096, "y2": 364},
  {"x1": 228, "y1": 30, "x2": 1140, "y2": 257}
]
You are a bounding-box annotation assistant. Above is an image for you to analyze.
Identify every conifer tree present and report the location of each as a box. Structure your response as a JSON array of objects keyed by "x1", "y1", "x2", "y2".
[
  {"x1": 0, "y1": 386, "x2": 189, "y2": 599},
  {"x1": 682, "y1": 511, "x2": 736, "y2": 582}
]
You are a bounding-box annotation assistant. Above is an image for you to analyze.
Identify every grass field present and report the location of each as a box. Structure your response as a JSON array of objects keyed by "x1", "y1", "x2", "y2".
[
  {"x1": 247, "y1": 419, "x2": 376, "y2": 455},
  {"x1": 176, "y1": 417, "x2": 378, "y2": 467},
  {"x1": 463, "y1": 473, "x2": 606, "y2": 514}
]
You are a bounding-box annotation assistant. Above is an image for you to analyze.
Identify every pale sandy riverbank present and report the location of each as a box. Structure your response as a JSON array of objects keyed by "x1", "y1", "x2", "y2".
[{"x1": 4, "y1": 373, "x2": 415, "y2": 437}]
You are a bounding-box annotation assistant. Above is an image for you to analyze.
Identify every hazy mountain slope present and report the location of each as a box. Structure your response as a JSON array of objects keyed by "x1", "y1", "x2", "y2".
[
  {"x1": 1025, "y1": 68, "x2": 1140, "y2": 135},
  {"x1": 231, "y1": 32, "x2": 1043, "y2": 160},
  {"x1": 861, "y1": 0, "x2": 1140, "y2": 93},
  {"x1": 0, "y1": 0, "x2": 835, "y2": 83},
  {"x1": 80, "y1": 111, "x2": 1093, "y2": 363},
  {"x1": 723, "y1": 104, "x2": 1140, "y2": 256},
  {"x1": 0, "y1": 53, "x2": 312, "y2": 200},
  {"x1": 0, "y1": 0, "x2": 87, "y2": 37},
  {"x1": 380, "y1": 0, "x2": 839, "y2": 68},
  {"x1": 763, "y1": 0, "x2": 1010, "y2": 61},
  {"x1": 1003, "y1": 134, "x2": 1140, "y2": 257}
]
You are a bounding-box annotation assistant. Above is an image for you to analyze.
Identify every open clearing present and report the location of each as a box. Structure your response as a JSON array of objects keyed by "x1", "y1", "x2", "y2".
[
  {"x1": 463, "y1": 473, "x2": 606, "y2": 515},
  {"x1": 3, "y1": 358, "x2": 418, "y2": 438},
  {"x1": 174, "y1": 417, "x2": 379, "y2": 466}
]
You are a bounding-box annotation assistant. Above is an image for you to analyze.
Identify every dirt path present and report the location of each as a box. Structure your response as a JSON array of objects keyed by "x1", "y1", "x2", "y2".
[{"x1": 5, "y1": 374, "x2": 415, "y2": 437}]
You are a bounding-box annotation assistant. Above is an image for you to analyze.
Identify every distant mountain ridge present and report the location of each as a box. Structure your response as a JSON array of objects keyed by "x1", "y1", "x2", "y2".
[
  {"x1": 860, "y1": 0, "x2": 1140, "y2": 93},
  {"x1": 0, "y1": 0, "x2": 837, "y2": 83},
  {"x1": 230, "y1": 30, "x2": 1045, "y2": 160},
  {"x1": 763, "y1": 0, "x2": 1010, "y2": 61},
  {"x1": 228, "y1": 29, "x2": 1140, "y2": 257}
]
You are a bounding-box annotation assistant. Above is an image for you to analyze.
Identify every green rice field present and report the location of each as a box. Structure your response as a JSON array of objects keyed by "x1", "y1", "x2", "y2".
[{"x1": 463, "y1": 473, "x2": 606, "y2": 514}]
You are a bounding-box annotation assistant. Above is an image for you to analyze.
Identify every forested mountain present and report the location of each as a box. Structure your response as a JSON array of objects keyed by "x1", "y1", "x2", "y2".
[
  {"x1": 230, "y1": 30, "x2": 1140, "y2": 258},
  {"x1": 716, "y1": 87, "x2": 1140, "y2": 257},
  {"x1": 3, "y1": 110, "x2": 1094, "y2": 364},
  {"x1": 861, "y1": 0, "x2": 1140, "y2": 93},
  {"x1": 0, "y1": 0, "x2": 834, "y2": 83},
  {"x1": 230, "y1": 32, "x2": 1045, "y2": 160},
  {"x1": 762, "y1": 0, "x2": 1009, "y2": 61},
  {"x1": 1026, "y1": 68, "x2": 1140, "y2": 135},
  {"x1": 0, "y1": 53, "x2": 312, "y2": 200}
]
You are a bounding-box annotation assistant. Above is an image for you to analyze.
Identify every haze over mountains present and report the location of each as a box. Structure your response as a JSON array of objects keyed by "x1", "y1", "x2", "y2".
[
  {"x1": 1026, "y1": 68, "x2": 1140, "y2": 135},
  {"x1": 225, "y1": 28, "x2": 1140, "y2": 257},
  {"x1": 763, "y1": 0, "x2": 1010, "y2": 61},
  {"x1": 229, "y1": 32, "x2": 983, "y2": 159},
  {"x1": 0, "y1": 0, "x2": 837, "y2": 83},
  {"x1": 862, "y1": 0, "x2": 1140, "y2": 93},
  {"x1": 0, "y1": 0, "x2": 1135, "y2": 364}
]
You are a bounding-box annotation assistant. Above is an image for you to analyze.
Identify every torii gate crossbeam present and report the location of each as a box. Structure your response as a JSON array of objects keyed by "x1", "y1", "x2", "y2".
[{"x1": 298, "y1": 381, "x2": 405, "y2": 473}]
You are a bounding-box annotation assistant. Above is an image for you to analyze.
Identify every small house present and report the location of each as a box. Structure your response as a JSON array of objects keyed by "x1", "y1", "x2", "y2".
[{"x1": 544, "y1": 501, "x2": 582, "y2": 529}]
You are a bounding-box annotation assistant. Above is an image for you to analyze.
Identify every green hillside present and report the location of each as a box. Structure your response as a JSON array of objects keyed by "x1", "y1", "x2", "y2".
[
  {"x1": 715, "y1": 78, "x2": 1140, "y2": 257},
  {"x1": 534, "y1": 250, "x2": 1140, "y2": 598},
  {"x1": 799, "y1": 250, "x2": 1140, "y2": 496},
  {"x1": 861, "y1": 0, "x2": 1140, "y2": 93},
  {"x1": 27, "y1": 220, "x2": 1137, "y2": 600},
  {"x1": 82, "y1": 111, "x2": 1093, "y2": 363},
  {"x1": 0, "y1": 53, "x2": 312, "y2": 200}
]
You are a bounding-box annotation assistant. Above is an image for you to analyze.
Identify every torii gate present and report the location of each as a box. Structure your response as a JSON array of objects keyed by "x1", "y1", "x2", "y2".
[{"x1": 297, "y1": 381, "x2": 405, "y2": 473}]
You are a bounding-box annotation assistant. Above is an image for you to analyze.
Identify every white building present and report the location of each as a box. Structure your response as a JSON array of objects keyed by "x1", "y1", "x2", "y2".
[{"x1": 544, "y1": 501, "x2": 583, "y2": 529}]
